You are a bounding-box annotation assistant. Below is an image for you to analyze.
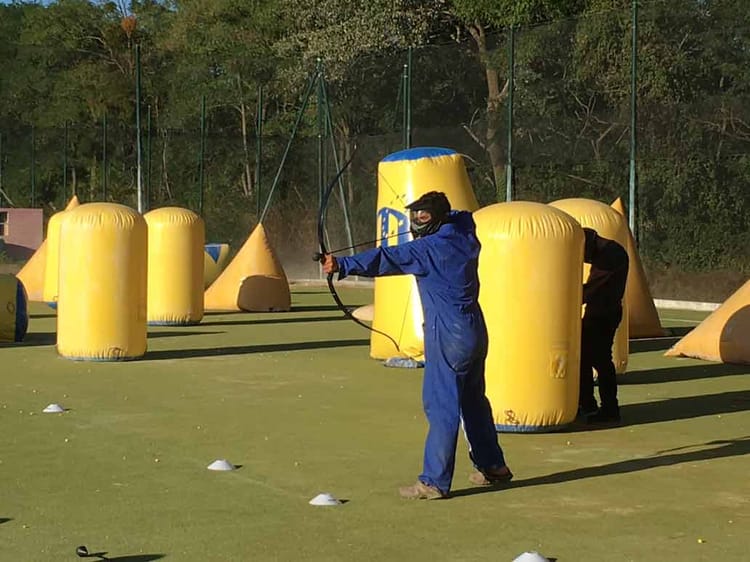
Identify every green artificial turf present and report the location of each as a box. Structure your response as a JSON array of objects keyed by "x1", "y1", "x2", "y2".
[{"x1": 1, "y1": 288, "x2": 748, "y2": 561}]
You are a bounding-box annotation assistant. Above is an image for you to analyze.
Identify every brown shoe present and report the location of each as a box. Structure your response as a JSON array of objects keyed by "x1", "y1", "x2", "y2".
[
  {"x1": 398, "y1": 480, "x2": 447, "y2": 500},
  {"x1": 469, "y1": 465, "x2": 513, "y2": 486}
]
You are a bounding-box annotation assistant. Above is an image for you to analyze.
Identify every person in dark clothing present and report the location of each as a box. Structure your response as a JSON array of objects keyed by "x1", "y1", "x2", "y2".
[
  {"x1": 320, "y1": 191, "x2": 512, "y2": 499},
  {"x1": 579, "y1": 227, "x2": 629, "y2": 424}
]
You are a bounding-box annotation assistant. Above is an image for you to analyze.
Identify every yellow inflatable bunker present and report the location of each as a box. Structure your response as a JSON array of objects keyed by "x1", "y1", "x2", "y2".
[
  {"x1": 665, "y1": 279, "x2": 750, "y2": 364},
  {"x1": 145, "y1": 207, "x2": 205, "y2": 325},
  {"x1": 203, "y1": 243, "x2": 230, "y2": 289},
  {"x1": 475, "y1": 202, "x2": 584, "y2": 432},
  {"x1": 549, "y1": 198, "x2": 630, "y2": 374},
  {"x1": 17, "y1": 195, "x2": 80, "y2": 302},
  {"x1": 204, "y1": 223, "x2": 290, "y2": 312},
  {"x1": 0, "y1": 274, "x2": 28, "y2": 342},
  {"x1": 370, "y1": 147, "x2": 479, "y2": 360},
  {"x1": 57, "y1": 203, "x2": 148, "y2": 361},
  {"x1": 42, "y1": 209, "x2": 70, "y2": 308},
  {"x1": 611, "y1": 198, "x2": 664, "y2": 338}
]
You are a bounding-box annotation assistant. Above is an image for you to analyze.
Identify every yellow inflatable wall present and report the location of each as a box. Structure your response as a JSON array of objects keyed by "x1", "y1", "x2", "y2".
[
  {"x1": 665, "y1": 279, "x2": 750, "y2": 364},
  {"x1": 0, "y1": 274, "x2": 28, "y2": 342},
  {"x1": 611, "y1": 198, "x2": 664, "y2": 338},
  {"x1": 370, "y1": 147, "x2": 479, "y2": 360},
  {"x1": 204, "y1": 223, "x2": 290, "y2": 312},
  {"x1": 203, "y1": 243, "x2": 230, "y2": 288},
  {"x1": 42, "y1": 210, "x2": 69, "y2": 307},
  {"x1": 57, "y1": 203, "x2": 147, "y2": 361},
  {"x1": 549, "y1": 198, "x2": 630, "y2": 374},
  {"x1": 17, "y1": 195, "x2": 80, "y2": 301},
  {"x1": 475, "y1": 202, "x2": 584, "y2": 432},
  {"x1": 145, "y1": 207, "x2": 205, "y2": 325}
]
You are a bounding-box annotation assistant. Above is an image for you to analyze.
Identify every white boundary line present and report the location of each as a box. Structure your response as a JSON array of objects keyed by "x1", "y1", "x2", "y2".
[{"x1": 654, "y1": 299, "x2": 720, "y2": 312}]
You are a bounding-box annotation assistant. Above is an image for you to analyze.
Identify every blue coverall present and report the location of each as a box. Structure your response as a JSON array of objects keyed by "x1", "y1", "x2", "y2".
[{"x1": 337, "y1": 210, "x2": 506, "y2": 493}]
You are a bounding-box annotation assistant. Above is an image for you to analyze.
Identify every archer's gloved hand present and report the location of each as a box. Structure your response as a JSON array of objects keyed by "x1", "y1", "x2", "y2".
[{"x1": 320, "y1": 253, "x2": 339, "y2": 275}]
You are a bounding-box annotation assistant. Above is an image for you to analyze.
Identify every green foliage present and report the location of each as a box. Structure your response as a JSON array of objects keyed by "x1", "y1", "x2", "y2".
[{"x1": 0, "y1": 0, "x2": 748, "y2": 278}]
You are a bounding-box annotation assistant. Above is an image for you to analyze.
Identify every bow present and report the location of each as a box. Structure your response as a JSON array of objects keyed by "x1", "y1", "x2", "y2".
[{"x1": 317, "y1": 148, "x2": 402, "y2": 351}]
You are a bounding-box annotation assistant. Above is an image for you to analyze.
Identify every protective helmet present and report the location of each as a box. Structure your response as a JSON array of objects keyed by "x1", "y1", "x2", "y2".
[{"x1": 405, "y1": 191, "x2": 451, "y2": 238}]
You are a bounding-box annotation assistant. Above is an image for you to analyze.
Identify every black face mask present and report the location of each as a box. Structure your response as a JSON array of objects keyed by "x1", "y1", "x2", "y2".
[
  {"x1": 409, "y1": 214, "x2": 443, "y2": 239},
  {"x1": 406, "y1": 191, "x2": 451, "y2": 238}
]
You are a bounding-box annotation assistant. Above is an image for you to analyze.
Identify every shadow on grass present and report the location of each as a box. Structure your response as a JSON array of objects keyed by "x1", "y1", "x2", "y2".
[
  {"x1": 0, "y1": 332, "x2": 56, "y2": 347},
  {"x1": 663, "y1": 326, "x2": 695, "y2": 337},
  {"x1": 451, "y1": 436, "x2": 750, "y2": 498},
  {"x1": 143, "y1": 339, "x2": 370, "y2": 361},
  {"x1": 200, "y1": 316, "x2": 347, "y2": 327},
  {"x1": 629, "y1": 336, "x2": 682, "y2": 353},
  {"x1": 0, "y1": 517, "x2": 11, "y2": 524},
  {"x1": 621, "y1": 363, "x2": 749, "y2": 385},
  {"x1": 147, "y1": 331, "x2": 223, "y2": 338},
  {"x1": 559, "y1": 390, "x2": 750, "y2": 433},
  {"x1": 30, "y1": 313, "x2": 57, "y2": 319},
  {"x1": 85, "y1": 554, "x2": 165, "y2": 561}
]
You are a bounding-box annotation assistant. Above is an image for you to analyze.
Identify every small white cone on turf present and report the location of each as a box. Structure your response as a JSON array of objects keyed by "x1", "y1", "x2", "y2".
[
  {"x1": 43, "y1": 404, "x2": 65, "y2": 413},
  {"x1": 512, "y1": 552, "x2": 548, "y2": 562},
  {"x1": 207, "y1": 459, "x2": 235, "y2": 471},
  {"x1": 309, "y1": 493, "x2": 341, "y2": 506}
]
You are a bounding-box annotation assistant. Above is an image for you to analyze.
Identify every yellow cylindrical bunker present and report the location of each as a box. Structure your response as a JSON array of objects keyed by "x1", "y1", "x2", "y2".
[
  {"x1": 371, "y1": 147, "x2": 479, "y2": 360},
  {"x1": 0, "y1": 274, "x2": 29, "y2": 342},
  {"x1": 145, "y1": 207, "x2": 205, "y2": 325},
  {"x1": 57, "y1": 203, "x2": 147, "y2": 361},
  {"x1": 475, "y1": 202, "x2": 584, "y2": 432},
  {"x1": 549, "y1": 198, "x2": 630, "y2": 374}
]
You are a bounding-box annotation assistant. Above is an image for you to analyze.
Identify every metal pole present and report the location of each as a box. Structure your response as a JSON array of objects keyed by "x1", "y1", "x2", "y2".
[
  {"x1": 322, "y1": 78, "x2": 355, "y2": 255},
  {"x1": 401, "y1": 64, "x2": 408, "y2": 148},
  {"x1": 316, "y1": 59, "x2": 325, "y2": 209},
  {"x1": 258, "y1": 72, "x2": 317, "y2": 224},
  {"x1": 406, "y1": 47, "x2": 412, "y2": 149},
  {"x1": 506, "y1": 25, "x2": 515, "y2": 202},
  {"x1": 31, "y1": 125, "x2": 36, "y2": 207},
  {"x1": 135, "y1": 43, "x2": 143, "y2": 213},
  {"x1": 63, "y1": 121, "x2": 68, "y2": 202},
  {"x1": 199, "y1": 94, "x2": 206, "y2": 216},
  {"x1": 629, "y1": 0, "x2": 638, "y2": 243},
  {"x1": 146, "y1": 104, "x2": 152, "y2": 211},
  {"x1": 255, "y1": 84, "x2": 263, "y2": 220},
  {"x1": 0, "y1": 132, "x2": 4, "y2": 206},
  {"x1": 102, "y1": 110, "x2": 108, "y2": 200}
]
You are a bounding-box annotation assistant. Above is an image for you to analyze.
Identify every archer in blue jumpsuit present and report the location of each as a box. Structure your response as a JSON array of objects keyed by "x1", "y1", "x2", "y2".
[{"x1": 322, "y1": 191, "x2": 510, "y2": 498}]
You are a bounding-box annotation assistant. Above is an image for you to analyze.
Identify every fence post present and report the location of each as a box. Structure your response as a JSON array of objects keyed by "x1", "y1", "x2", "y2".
[
  {"x1": 506, "y1": 25, "x2": 515, "y2": 202},
  {"x1": 629, "y1": 0, "x2": 638, "y2": 243}
]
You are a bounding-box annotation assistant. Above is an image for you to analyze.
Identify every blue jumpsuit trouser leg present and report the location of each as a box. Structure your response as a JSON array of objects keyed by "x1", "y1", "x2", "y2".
[{"x1": 419, "y1": 341, "x2": 505, "y2": 493}]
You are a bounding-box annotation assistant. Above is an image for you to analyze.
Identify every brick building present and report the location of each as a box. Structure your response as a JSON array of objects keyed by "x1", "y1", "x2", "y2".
[{"x1": 0, "y1": 208, "x2": 44, "y2": 260}]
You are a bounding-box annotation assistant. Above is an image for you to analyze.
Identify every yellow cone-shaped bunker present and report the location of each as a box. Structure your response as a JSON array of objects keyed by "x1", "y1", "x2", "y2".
[
  {"x1": 57, "y1": 203, "x2": 147, "y2": 361},
  {"x1": 611, "y1": 198, "x2": 664, "y2": 338},
  {"x1": 204, "y1": 223, "x2": 290, "y2": 312},
  {"x1": 145, "y1": 207, "x2": 205, "y2": 325},
  {"x1": 665, "y1": 279, "x2": 750, "y2": 364},
  {"x1": 549, "y1": 198, "x2": 630, "y2": 374},
  {"x1": 42, "y1": 209, "x2": 71, "y2": 307},
  {"x1": 476, "y1": 202, "x2": 584, "y2": 432},
  {"x1": 18, "y1": 195, "x2": 80, "y2": 302},
  {"x1": 370, "y1": 147, "x2": 479, "y2": 360}
]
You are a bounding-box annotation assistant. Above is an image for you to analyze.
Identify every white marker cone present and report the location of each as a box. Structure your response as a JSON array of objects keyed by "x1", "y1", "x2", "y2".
[
  {"x1": 309, "y1": 493, "x2": 341, "y2": 506},
  {"x1": 43, "y1": 403, "x2": 65, "y2": 413},
  {"x1": 207, "y1": 459, "x2": 235, "y2": 471}
]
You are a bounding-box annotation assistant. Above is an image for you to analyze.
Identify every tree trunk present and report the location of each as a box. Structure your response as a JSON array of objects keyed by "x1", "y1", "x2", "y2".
[
  {"x1": 469, "y1": 21, "x2": 509, "y2": 200},
  {"x1": 237, "y1": 75, "x2": 253, "y2": 198},
  {"x1": 161, "y1": 128, "x2": 172, "y2": 201}
]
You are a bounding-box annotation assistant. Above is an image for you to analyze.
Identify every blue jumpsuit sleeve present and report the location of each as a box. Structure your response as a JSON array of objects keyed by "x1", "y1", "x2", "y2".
[{"x1": 337, "y1": 242, "x2": 429, "y2": 279}]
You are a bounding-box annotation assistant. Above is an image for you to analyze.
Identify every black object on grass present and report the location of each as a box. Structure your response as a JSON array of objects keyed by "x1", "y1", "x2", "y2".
[{"x1": 76, "y1": 545, "x2": 89, "y2": 557}]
